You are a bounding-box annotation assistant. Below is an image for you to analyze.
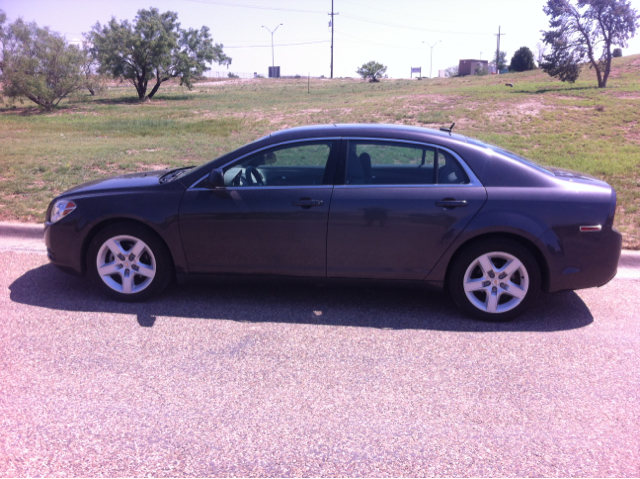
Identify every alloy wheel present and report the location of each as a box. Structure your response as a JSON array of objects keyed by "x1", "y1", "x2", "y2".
[
  {"x1": 462, "y1": 251, "x2": 529, "y2": 314},
  {"x1": 96, "y1": 235, "x2": 156, "y2": 294}
]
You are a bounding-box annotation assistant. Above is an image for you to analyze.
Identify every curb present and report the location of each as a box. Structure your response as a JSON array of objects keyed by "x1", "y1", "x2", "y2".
[
  {"x1": 0, "y1": 221, "x2": 639, "y2": 268},
  {"x1": 0, "y1": 222, "x2": 44, "y2": 239},
  {"x1": 619, "y1": 250, "x2": 640, "y2": 268}
]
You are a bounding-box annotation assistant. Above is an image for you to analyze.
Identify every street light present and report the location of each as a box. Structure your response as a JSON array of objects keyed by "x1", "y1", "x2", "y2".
[
  {"x1": 262, "y1": 23, "x2": 283, "y2": 68},
  {"x1": 423, "y1": 40, "x2": 441, "y2": 78}
]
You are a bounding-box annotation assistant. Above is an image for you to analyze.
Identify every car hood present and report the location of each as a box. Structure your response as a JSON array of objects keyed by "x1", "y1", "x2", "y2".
[{"x1": 59, "y1": 169, "x2": 173, "y2": 197}]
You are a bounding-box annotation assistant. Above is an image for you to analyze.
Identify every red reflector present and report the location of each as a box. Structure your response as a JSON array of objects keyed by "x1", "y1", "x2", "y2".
[
  {"x1": 580, "y1": 225, "x2": 602, "y2": 232},
  {"x1": 62, "y1": 202, "x2": 76, "y2": 217}
]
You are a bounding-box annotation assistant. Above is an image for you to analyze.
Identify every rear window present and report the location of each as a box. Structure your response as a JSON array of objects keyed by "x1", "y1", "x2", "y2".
[{"x1": 466, "y1": 138, "x2": 554, "y2": 176}]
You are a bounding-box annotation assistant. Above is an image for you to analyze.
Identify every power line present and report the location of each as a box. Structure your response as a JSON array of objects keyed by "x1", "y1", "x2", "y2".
[
  {"x1": 225, "y1": 40, "x2": 329, "y2": 48},
  {"x1": 181, "y1": 0, "x2": 493, "y2": 36},
  {"x1": 335, "y1": 31, "x2": 488, "y2": 52},
  {"x1": 440, "y1": 41, "x2": 488, "y2": 50},
  {"x1": 338, "y1": 0, "x2": 483, "y2": 27},
  {"x1": 181, "y1": 0, "x2": 325, "y2": 14},
  {"x1": 335, "y1": 31, "x2": 421, "y2": 50},
  {"x1": 340, "y1": 13, "x2": 493, "y2": 36}
]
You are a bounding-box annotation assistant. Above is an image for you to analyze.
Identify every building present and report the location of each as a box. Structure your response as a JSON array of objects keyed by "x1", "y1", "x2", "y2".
[{"x1": 458, "y1": 59, "x2": 489, "y2": 76}]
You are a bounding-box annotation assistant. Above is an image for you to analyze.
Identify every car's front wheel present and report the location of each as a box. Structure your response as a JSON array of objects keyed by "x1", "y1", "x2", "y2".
[
  {"x1": 449, "y1": 238, "x2": 541, "y2": 321},
  {"x1": 87, "y1": 223, "x2": 173, "y2": 301}
]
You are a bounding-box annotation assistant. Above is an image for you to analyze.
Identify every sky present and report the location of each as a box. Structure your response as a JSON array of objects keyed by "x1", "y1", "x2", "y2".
[{"x1": 2, "y1": 0, "x2": 640, "y2": 79}]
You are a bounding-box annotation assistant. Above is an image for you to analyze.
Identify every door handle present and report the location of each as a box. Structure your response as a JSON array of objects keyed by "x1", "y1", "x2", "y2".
[
  {"x1": 436, "y1": 199, "x2": 468, "y2": 208},
  {"x1": 292, "y1": 199, "x2": 324, "y2": 208}
]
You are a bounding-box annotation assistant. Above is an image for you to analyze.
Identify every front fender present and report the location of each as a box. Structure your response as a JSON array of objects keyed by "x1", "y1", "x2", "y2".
[{"x1": 45, "y1": 186, "x2": 189, "y2": 276}]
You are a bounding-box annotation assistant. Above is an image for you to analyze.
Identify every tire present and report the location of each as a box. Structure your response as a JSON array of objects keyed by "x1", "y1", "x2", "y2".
[
  {"x1": 448, "y1": 238, "x2": 541, "y2": 321},
  {"x1": 87, "y1": 222, "x2": 173, "y2": 301}
]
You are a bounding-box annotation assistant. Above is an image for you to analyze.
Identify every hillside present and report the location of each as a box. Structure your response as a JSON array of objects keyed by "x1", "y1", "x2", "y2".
[{"x1": 1, "y1": 54, "x2": 639, "y2": 247}]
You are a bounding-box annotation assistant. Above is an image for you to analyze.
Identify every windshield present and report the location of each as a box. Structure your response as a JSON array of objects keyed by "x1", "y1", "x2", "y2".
[{"x1": 466, "y1": 138, "x2": 555, "y2": 176}]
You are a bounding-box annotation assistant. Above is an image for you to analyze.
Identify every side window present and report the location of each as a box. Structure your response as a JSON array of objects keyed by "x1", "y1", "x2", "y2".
[
  {"x1": 224, "y1": 142, "x2": 334, "y2": 187},
  {"x1": 346, "y1": 141, "x2": 437, "y2": 185},
  {"x1": 344, "y1": 141, "x2": 470, "y2": 186},
  {"x1": 437, "y1": 149, "x2": 469, "y2": 184}
]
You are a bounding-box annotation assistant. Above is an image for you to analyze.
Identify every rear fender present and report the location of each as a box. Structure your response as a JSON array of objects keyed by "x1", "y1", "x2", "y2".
[{"x1": 425, "y1": 211, "x2": 551, "y2": 289}]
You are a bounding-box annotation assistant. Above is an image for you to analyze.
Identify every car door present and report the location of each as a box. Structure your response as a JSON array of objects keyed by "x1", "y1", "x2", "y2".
[
  {"x1": 179, "y1": 139, "x2": 339, "y2": 276},
  {"x1": 327, "y1": 139, "x2": 487, "y2": 280}
]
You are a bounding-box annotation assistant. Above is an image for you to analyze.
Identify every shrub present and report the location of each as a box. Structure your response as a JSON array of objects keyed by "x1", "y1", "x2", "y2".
[{"x1": 510, "y1": 46, "x2": 536, "y2": 72}]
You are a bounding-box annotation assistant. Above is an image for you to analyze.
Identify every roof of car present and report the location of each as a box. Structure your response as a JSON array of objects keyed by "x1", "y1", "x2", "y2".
[{"x1": 268, "y1": 123, "x2": 469, "y2": 144}]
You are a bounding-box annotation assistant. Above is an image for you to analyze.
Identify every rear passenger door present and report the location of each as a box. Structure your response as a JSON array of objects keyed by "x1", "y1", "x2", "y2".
[{"x1": 326, "y1": 140, "x2": 487, "y2": 280}]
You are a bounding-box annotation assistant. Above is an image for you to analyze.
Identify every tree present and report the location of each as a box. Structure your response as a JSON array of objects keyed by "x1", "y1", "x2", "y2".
[
  {"x1": 493, "y1": 50, "x2": 508, "y2": 72},
  {"x1": 535, "y1": 41, "x2": 548, "y2": 66},
  {"x1": 444, "y1": 65, "x2": 459, "y2": 77},
  {"x1": 474, "y1": 63, "x2": 488, "y2": 76},
  {"x1": 0, "y1": 12, "x2": 92, "y2": 110},
  {"x1": 79, "y1": 40, "x2": 105, "y2": 96},
  {"x1": 356, "y1": 60, "x2": 387, "y2": 82},
  {"x1": 89, "y1": 8, "x2": 231, "y2": 101},
  {"x1": 541, "y1": 0, "x2": 639, "y2": 88},
  {"x1": 613, "y1": 47, "x2": 623, "y2": 56},
  {"x1": 510, "y1": 46, "x2": 537, "y2": 72}
]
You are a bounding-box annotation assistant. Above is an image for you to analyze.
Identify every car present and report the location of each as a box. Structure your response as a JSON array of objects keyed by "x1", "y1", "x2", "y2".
[{"x1": 45, "y1": 124, "x2": 622, "y2": 321}]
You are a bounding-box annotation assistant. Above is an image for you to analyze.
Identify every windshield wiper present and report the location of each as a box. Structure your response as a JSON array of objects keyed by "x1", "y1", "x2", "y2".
[{"x1": 159, "y1": 167, "x2": 194, "y2": 184}]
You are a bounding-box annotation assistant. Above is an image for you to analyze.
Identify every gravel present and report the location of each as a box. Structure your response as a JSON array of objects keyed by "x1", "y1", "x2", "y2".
[{"x1": 0, "y1": 251, "x2": 638, "y2": 477}]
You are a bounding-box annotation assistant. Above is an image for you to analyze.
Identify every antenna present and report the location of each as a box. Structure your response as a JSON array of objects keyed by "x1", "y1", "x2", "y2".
[{"x1": 440, "y1": 122, "x2": 456, "y2": 134}]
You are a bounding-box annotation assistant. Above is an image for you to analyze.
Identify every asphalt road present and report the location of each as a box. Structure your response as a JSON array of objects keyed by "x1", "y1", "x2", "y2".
[{"x1": 1, "y1": 246, "x2": 638, "y2": 477}]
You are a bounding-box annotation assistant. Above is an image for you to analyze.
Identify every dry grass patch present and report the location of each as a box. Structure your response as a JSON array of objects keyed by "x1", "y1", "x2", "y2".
[
  {"x1": 2, "y1": 54, "x2": 640, "y2": 248},
  {"x1": 485, "y1": 100, "x2": 549, "y2": 121}
]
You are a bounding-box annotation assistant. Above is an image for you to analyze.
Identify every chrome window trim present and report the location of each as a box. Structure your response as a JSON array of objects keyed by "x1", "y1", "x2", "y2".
[
  {"x1": 342, "y1": 137, "x2": 483, "y2": 187},
  {"x1": 204, "y1": 185, "x2": 334, "y2": 192},
  {"x1": 188, "y1": 137, "x2": 342, "y2": 190},
  {"x1": 334, "y1": 183, "x2": 478, "y2": 189}
]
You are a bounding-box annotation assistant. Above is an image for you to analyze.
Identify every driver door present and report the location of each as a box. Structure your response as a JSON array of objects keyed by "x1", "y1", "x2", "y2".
[{"x1": 179, "y1": 140, "x2": 339, "y2": 277}]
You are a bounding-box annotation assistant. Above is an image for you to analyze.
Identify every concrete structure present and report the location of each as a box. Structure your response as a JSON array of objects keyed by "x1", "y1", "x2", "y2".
[
  {"x1": 268, "y1": 66, "x2": 281, "y2": 78},
  {"x1": 458, "y1": 59, "x2": 489, "y2": 76}
]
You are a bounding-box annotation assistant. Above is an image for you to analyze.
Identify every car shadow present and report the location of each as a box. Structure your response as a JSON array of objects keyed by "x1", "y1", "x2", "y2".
[{"x1": 9, "y1": 264, "x2": 594, "y2": 332}]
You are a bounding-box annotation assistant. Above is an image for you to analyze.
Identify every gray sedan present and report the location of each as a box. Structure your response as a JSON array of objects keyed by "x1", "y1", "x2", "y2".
[{"x1": 44, "y1": 124, "x2": 622, "y2": 321}]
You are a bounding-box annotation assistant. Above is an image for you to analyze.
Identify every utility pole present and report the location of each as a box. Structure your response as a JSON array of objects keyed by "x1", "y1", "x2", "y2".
[
  {"x1": 423, "y1": 41, "x2": 441, "y2": 78},
  {"x1": 262, "y1": 24, "x2": 283, "y2": 68},
  {"x1": 495, "y1": 26, "x2": 505, "y2": 73},
  {"x1": 328, "y1": 0, "x2": 338, "y2": 79}
]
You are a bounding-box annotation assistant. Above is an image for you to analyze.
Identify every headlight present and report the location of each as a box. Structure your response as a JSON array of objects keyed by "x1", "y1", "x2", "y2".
[{"x1": 50, "y1": 200, "x2": 77, "y2": 224}]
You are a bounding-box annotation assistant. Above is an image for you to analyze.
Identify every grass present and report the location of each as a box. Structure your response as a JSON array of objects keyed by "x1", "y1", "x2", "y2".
[{"x1": 1, "y1": 55, "x2": 639, "y2": 248}]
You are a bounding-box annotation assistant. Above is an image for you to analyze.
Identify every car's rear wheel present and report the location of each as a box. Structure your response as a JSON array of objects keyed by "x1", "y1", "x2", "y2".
[
  {"x1": 449, "y1": 238, "x2": 541, "y2": 321},
  {"x1": 87, "y1": 223, "x2": 173, "y2": 301}
]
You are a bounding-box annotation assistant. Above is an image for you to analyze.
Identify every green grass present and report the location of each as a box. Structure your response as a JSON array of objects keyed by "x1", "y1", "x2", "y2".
[{"x1": 1, "y1": 55, "x2": 639, "y2": 248}]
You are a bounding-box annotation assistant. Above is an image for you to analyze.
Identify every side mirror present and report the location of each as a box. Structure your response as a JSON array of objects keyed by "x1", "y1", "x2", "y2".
[{"x1": 205, "y1": 167, "x2": 225, "y2": 188}]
